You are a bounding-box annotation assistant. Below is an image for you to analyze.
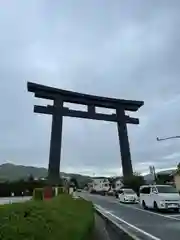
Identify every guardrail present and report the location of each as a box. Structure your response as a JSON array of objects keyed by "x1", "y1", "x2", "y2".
[{"x1": 94, "y1": 206, "x2": 138, "y2": 240}]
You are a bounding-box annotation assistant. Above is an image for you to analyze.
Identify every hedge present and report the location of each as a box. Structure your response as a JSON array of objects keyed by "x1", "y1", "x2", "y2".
[
  {"x1": 33, "y1": 186, "x2": 65, "y2": 200},
  {"x1": 0, "y1": 194, "x2": 94, "y2": 240},
  {"x1": 33, "y1": 188, "x2": 44, "y2": 200},
  {"x1": 57, "y1": 186, "x2": 64, "y2": 195}
]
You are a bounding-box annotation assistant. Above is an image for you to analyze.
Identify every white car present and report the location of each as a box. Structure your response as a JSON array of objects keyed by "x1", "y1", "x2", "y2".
[
  {"x1": 140, "y1": 185, "x2": 180, "y2": 212},
  {"x1": 118, "y1": 188, "x2": 138, "y2": 203}
]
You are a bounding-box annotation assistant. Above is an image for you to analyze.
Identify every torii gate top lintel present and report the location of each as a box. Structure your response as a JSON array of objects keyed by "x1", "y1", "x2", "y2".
[{"x1": 27, "y1": 82, "x2": 144, "y2": 112}]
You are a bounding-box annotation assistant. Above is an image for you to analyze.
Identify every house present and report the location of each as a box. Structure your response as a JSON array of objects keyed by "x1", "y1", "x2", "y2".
[
  {"x1": 110, "y1": 177, "x2": 123, "y2": 191},
  {"x1": 172, "y1": 171, "x2": 180, "y2": 192},
  {"x1": 113, "y1": 177, "x2": 124, "y2": 191},
  {"x1": 89, "y1": 177, "x2": 110, "y2": 193},
  {"x1": 88, "y1": 176, "x2": 124, "y2": 194}
]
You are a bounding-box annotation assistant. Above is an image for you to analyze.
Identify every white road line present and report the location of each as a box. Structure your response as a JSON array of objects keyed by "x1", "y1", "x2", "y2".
[
  {"x1": 86, "y1": 194, "x2": 180, "y2": 221},
  {"x1": 117, "y1": 202, "x2": 180, "y2": 221},
  {"x1": 167, "y1": 214, "x2": 180, "y2": 217},
  {"x1": 95, "y1": 205, "x2": 141, "y2": 240},
  {"x1": 95, "y1": 205, "x2": 161, "y2": 240}
]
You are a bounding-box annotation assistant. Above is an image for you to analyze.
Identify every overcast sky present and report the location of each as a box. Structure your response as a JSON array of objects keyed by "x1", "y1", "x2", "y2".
[{"x1": 1, "y1": 0, "x2": 180, "y2": 177}]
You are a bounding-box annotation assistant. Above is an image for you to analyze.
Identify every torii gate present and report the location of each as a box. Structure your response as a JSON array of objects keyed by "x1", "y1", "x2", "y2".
[{"x1": 27, "y1": 82, "x2": 144, "y2": 184}]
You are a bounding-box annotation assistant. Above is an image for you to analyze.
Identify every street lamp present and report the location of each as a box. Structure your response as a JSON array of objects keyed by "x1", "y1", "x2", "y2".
[{"x1": 157, "y1": 136, "x2": 180, "y2": 141}]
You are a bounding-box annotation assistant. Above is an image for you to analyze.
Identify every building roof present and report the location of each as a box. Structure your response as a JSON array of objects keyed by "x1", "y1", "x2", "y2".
[
  {"x1": 110, "y1": 176, "x2": 123, "y2": 182},
  {"x1": 92, "y1": 177, "x2": 108, "y2": 179}
]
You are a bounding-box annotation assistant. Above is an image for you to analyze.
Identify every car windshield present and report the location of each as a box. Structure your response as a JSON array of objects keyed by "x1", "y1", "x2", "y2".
[
  {"x1": 123, "y1": 189, "x2": 135, "y2": 194},
  {"x1": 156, "y1": 186, "x2": 178, "y2": 194}
]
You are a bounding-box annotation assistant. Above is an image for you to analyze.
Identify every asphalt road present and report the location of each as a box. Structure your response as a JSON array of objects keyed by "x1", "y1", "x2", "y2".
[
  {"x1": 79, "y1": 192, "x2": 180, "y2": 240},
  {"x1": 0, "y1": 196, "x2": 31, "y2": 205}
]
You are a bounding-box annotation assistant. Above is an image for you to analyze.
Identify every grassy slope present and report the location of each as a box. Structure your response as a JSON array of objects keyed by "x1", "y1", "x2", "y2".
[{"x1": 0, "y1": 195, "x2": 94, "y2": 240}]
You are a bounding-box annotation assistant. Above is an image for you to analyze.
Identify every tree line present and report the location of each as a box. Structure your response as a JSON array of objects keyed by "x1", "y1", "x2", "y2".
[
  {"x1": 0, "y1": 178, "x2": 46, "y2": 197},
  {"x1": 0, "y1": 175, "x2": 79, "y2": 197}
]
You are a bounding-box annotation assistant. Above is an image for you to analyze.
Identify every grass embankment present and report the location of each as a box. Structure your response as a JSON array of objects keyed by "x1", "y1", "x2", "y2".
[{"x1": 0, "y1": 194, "x2": 94, "y2": 240}]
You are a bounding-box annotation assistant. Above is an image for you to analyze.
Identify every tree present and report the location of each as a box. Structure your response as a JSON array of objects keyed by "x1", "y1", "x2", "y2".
[
  {"x1": 177, "y1": 163, "x2": 180, "y2": 174},
  {"x1": 28, "y1": 174, "x2": 34, "y2": 182},
  {"x1": 107, "y1": 177, "x2": 114, "y2": 191},
  {"x1": 156, "y1": 173, "x2": 173, "y2": 184},
  {"x1": 70, "y1": 177, "x2": 79, "y2": 189},
  {"x1": 122, "y1": 174, "x2": 145, "y2": 195}
]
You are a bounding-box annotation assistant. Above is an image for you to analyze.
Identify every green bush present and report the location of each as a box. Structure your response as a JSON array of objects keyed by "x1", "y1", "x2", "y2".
[
  {"x1": 33, "y1": 188, "x2": 43, "y2": 200},
  {"x1": 52, "y1": 187, "x2": 56, "y2": 197},
  {"x1": 33, "y1": 186, "x2": 65, "y2": 200},
  {"x1": 123, "y1": 173, "x2": 145, "y2": 195},
  {"x1": 0, "y1": 194, "x2": 94, "y2": 240},
  {"x1": 57, "y1": 187, "x2": 64, "y2": 195}
]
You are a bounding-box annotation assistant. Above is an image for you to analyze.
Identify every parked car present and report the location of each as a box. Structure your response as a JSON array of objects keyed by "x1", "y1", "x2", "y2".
[
  {"x1": 107, "y1": 190, "x2": 114, "y2": 196},
  {"x1": 115, "y1": 190, "x2": 121, "y2": 198},
  {"x1": 118, "y1": 188, "x2": 138, "y2": 203},
  {"x1": 77, "y1": 189, "x2": 82, "y2": 192},
  {"x1": 139, "y1": 185, "x2": 180, "y2": 212}
]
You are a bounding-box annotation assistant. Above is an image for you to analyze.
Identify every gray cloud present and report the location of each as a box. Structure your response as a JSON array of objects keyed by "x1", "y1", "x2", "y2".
[{"x1": 1, "y1": 0, "x2": 180, "y2": 176}]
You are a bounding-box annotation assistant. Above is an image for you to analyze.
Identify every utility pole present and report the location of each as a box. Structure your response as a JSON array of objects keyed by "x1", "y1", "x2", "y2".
[{"x1": 149, "y1": 166, "x2": 156, "y2": 184}]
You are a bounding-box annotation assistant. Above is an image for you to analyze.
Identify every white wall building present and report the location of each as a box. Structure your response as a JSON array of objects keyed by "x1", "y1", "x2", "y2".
[
  {"x1": 88, "y1": 176, "x2": 123, "y2": 193},
  {"x1": 108, "y1": 177, "x2": 123, "y2": 192},
  {"x1": 113, "y1": 178, "x2": 123, "y2": 191},
  {"x1": 90, "y1": 177, "x2": 110, "y2": 192}
]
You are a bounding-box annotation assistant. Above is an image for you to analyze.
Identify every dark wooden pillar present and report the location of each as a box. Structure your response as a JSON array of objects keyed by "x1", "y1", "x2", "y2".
[
  {"x1": 48, "y1": 98, "x2": 63, "y2": 185},
  {"x1": 116, "y1": 107, "x2": 133, "y2": 178}
]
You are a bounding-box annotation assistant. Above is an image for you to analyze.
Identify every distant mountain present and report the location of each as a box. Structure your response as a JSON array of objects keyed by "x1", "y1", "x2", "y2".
[
  {"x1": 0, "y1": 163, "x2": 47, "y2": 181},
  {"x1": 0, "y1": 163, "x2": 92, "y2": 187}
]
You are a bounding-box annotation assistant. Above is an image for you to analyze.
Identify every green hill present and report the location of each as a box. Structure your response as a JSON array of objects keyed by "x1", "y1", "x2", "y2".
[
  {"x1": 0, "y1": 163, "x2": 91, "y2": 187},
  {"x1": 0, "y1": 163, "x2": 47, "y2": 181}
]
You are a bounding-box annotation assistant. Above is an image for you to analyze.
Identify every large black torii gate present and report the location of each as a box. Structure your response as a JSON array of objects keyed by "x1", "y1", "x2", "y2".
[{"x1": 27, "y1": 82, "x2": 144, "y2": 184}]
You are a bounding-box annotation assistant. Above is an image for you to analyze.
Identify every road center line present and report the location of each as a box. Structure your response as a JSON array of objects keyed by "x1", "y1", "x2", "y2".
[
  {"x1": 95, "y1": 205, "x2": 161, "y2": 240},
  {"x1": 116, "y1": 202, "x2": 180, "y2": 221}
]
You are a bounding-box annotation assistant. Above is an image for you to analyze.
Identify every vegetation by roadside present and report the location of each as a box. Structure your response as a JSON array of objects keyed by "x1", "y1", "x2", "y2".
[
  {"x1": 123, "y1": 173, "x2": 145, "y2": 195},
  {"x1": 0, "y1": 194, "x2": 94, "y2": 240},
  {"x1": 0, "y1": 178, "x2": 48, "y2": 197},
  {"x1": 0, "y1": 174, "x2": 83, "y2": 197}
]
